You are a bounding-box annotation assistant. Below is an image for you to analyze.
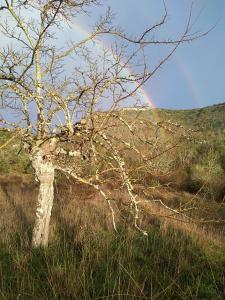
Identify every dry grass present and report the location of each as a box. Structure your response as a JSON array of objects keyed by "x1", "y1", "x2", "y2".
[
  {"x1": 0, "y1": 174, "x2": 224, "y2": 248},
  {"x1": 1, "y1": 174, "x2": 225, "y2": 299}
]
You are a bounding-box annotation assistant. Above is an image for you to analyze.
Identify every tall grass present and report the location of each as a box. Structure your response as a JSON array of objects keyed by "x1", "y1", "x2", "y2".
[
  {"x1": 1, "y1": 176, "x2": 225, "y2": 300},
  {"x1": 1, "y1": 226, "x2": 225, "y2": 300}
]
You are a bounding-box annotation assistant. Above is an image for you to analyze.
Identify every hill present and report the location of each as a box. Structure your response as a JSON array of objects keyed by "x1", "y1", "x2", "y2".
[
  {"x1": 0, "y1": 102, "x2": 224, "y2": 174},
  {"x1": 121, "y1": 102, "x2": 225, "y2": 198},
  {"x1": 0, "y1": 103, "x2": 225, "y2": 299},
  {"x1": 156, "y1": 102, "x2": 225, "y2": 139},
  {"x1": 122, "y1": 102, "x2": 225, "y2": 136}
]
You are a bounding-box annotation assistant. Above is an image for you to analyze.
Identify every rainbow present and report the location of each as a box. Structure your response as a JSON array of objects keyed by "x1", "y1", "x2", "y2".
[
  {"x1": 70, "y1": 20, "x2": 156, "y2": 110},
  {"x1": 175, "y1": 56, "x2": 202, "y2": 108}
]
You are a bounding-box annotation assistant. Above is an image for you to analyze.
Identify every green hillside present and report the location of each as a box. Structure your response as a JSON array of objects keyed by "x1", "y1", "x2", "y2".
[
  {"x1": 156, "y1": 102, "x2": 225, "y2": 138},
  {"x1": 123, "y1": 102, "x2": 225, "y2": 136},
  {"x1": 0, "y1": 103, "x2": 225, "y2": 299},
  {"x1": 0, "y1": 102, "x2": 224, "y2": 201},
  {"x1": 114, "y1": 103, "x2": 225, "y2": 199}
]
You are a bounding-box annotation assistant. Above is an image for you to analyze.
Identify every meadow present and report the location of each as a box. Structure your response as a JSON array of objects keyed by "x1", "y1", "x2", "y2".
[{"x1": 0, "y1": 103, "x2": 225, "y2": 299}]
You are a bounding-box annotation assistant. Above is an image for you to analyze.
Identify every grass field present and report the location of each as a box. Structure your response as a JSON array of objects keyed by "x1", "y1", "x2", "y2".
[
  {"x1": 0, "y1": 103, "x2": 225, "y2": 299},
  {"x1": 0, "y1": 174, "x2": 225, "y2": 299}
]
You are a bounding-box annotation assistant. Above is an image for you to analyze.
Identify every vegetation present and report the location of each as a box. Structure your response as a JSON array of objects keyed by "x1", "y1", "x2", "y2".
[
  {"x1": 1, "y1": 228, "x2": 225, "y2": 299},
  {"x1": 0, "y1": 0, "x2": 212, "y2": 247},
  {"x1": 156, "y1": 102, "x2": 225, "y2": 137},
  {"x1": 0, "y1": 103, "x2": 224, "y2": 299},
  {"x1": 121, "y1": 103, "x2": 225, "y2": 201},
  {"x1": 0, "y1": 0, "x2": 224, "y2": 296},
  {"x1": 1, "y1": 102, "x2": 224, "y2": 176},
  {"x1": 0, "y1": 174, "x2": 225, "y2": 300},
  {"x1": 0, "y1": 131, "x2": 30, "y2": 174}
]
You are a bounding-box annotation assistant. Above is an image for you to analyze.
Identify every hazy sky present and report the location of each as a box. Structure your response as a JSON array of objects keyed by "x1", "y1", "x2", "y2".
[{"x1": 76, "y1": 0, "x2": 225, "y2": 109}]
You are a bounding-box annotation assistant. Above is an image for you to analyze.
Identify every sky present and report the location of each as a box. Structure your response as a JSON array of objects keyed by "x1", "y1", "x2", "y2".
[
  {"x1": 1, "y1": 0, "x2": 225, "y2": 110},
  {"x1": 74, "y1": 0, "x2": 225, "y2": 109}
]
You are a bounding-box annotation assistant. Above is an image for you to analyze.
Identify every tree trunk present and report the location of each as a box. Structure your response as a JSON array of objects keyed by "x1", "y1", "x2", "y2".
[{"x1": 31, "y1": 150, "x2": 55, "y2": 248}]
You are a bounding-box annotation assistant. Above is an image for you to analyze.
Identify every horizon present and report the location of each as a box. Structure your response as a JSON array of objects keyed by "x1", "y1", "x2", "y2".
[{"x1": 123, "y1": 100, "x2": 225, "y2": 111}]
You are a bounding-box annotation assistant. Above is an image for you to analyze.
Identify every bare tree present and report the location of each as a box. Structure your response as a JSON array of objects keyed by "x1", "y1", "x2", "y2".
[{"x1": 0, "y1": 0, "x2": 209, "y2": 247}]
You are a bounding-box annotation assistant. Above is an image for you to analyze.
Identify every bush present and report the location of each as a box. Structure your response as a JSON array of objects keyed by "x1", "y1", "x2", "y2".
[
  {"x1": 179, "y1": 146, "x2": 225, "y2": 201},
  {"x1": 0, "y1": 132, "x2": 31, "y2": 174}
]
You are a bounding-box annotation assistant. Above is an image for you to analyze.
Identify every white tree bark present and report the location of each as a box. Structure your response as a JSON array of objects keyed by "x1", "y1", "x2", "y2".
[{"x1": 31, "y1": 150, "x2": 55, "y2": 247}]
